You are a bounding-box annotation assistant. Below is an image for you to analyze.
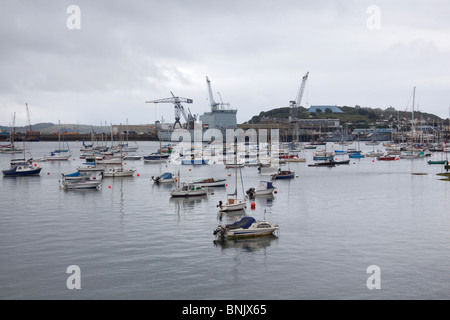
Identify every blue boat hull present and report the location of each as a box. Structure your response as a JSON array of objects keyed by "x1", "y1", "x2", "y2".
[{"x1": 2, "y1": 167, "x2": 42, "y2": 176}]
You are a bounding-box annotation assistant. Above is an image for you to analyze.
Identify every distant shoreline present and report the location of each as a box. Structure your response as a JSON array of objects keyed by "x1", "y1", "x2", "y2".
[{"x1": 0, "y1": 133, "x2": 159, "y2": 142}]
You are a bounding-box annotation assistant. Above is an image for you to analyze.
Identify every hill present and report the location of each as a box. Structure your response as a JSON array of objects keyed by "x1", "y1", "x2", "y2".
[{"x1": 246, "y1": 105, "x2": 444, "y2": 128}]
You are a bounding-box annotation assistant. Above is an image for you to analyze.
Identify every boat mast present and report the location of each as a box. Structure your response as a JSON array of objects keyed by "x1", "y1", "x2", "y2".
[{"x1": 412, "y1": 87, "x2": 416, "y2": 144}]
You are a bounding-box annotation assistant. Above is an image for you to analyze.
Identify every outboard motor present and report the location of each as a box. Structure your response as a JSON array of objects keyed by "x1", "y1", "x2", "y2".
[
  {"x1": 246, "y1": 187, "x2": 255, "y2": 198},
  {"x1": 217, "y1": 200, "x2": 223, "y2": 209}
]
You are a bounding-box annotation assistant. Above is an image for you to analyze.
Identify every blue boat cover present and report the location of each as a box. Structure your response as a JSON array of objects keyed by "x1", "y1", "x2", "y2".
[
  {"x1": 160, "y1": 172, "x2": 173, "y2": 179},
  {"x1": 227, "y1": 217, "x2": 256, "y2": 230},
  {"x1": 65, "y1": 172, "x2": 81, "y2": 177}
]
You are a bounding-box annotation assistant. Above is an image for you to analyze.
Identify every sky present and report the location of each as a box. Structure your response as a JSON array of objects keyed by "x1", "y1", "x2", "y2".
[{"x1": 1, "y1": 0, "x2": 449, "y2": 127}]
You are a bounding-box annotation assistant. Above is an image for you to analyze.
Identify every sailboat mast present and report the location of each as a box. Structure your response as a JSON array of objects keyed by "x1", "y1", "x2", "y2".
[
  {"x1": 412, "y1": 87, "x2": 416, "y2": 144},
  {"x1": 234, "y1": 139, "x2": 237, "y2": 196}
]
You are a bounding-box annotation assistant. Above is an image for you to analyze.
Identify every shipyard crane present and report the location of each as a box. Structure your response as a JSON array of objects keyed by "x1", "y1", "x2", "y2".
[
  {"x1": 145, "y1": 92, "x2": 196, "y2": 129},
  {"x1": 206, "y1": 76, "x2": 229, "y2": 111},
  {"x1": 290, "y1": 72, "x2": 309, "y2": 118},
  {"x1": 25, "y1": 103, "x2": 32, "y2": 135}
]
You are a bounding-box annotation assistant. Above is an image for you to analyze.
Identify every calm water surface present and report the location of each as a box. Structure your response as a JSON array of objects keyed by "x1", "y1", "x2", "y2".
[{"x1": 1, "y1": 141, "x2": 450, "y2": 299}]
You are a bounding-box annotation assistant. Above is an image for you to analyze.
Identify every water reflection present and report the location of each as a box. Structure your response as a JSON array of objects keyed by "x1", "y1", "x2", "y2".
[
  {"x1": 217, "y1": 209, "x2": 246, "y2": 222},
  {"x1": 213, "y1": 234, "x2": 278, "y2": 252}
]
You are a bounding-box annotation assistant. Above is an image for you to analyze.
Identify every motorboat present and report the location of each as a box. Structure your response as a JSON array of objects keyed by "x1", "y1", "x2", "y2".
[
  {"x1": 427, "y1": 160, "x2": 448, "y2": 165},
  {"x1": 2, "y1": 161, "x2": 42, "y2": 176},
  {"x1": 348, "y1": 153, "x2": 365, "y2": 159},
  {"x1": 217, "y1": 197, "x2": 247, "y2": 212},
  {"x1": 60, "y1": 172, "x2": 102, "y2": 190},
  {"x1": 62, "y1": 171, "x2": 92, "y2": 181},
  {"x1": 377, "y1": 155, "x2": 398, "y2": 161},
  {"x1": 102, "y1": 167, "x2": 136, "y2": 177},
  {"x1": 181, "y1": 158, "x2": 209, "y2": 165},
  {"x1": 308, "y1": 161, "x2": 336, "y2": 167},
  {"x1": 170, "y1": 182, "x2": 208, "y2": 197},
  {"x1": 152, "y1": 172, "x2": 177, "y2": 183},
  {"x1": 143, "y1": 152, "x2": 170, "y2": 163},
  {"x1": 246, "y1": 181, "x2": 275, "y2": 197},
  {"x1": 271, "y1": 170, "x2": 295, "y2": 179},
  {"x1": 366, "y1": 150, "x2": 384, "y2": 157},
  {"x1": 213, "y1": 216, "x2": 279, "y2": 240},
  {"x1": 191, "y1": 177, "x2": 227, "y2": 187}
]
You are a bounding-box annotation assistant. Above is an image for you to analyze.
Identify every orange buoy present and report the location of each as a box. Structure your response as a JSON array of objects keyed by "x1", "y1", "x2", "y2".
[
  {"x1": 251, "y1": 202, "x2": 256, "y2": 209},
  {"x1": 108, "y1": 185, "x2": 111, "y2": 188},
  {"x1": 137, "y1": 173, "x2": 140, "y2": 176}
]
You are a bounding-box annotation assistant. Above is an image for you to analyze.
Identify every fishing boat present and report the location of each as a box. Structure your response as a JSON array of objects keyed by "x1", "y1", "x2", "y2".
[
  {"x1": 213, "y1": 216, "x2": 279, "y2": 240},
  {"x1": 152, "y1": 172, "x2": 177, "y2": 183},
  {"x1": 271, "y1": 170, "x2": 295, "y2": 179},
  {"x1": 246, "y1": 181, "x2": 275, "y2": 197},
  {"x1": 192, "y1": 177, "x2": 227, "y2": 187}
]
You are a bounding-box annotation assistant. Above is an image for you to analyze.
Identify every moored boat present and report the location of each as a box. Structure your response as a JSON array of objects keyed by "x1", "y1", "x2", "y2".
[
  {"x1": 213, "y1": 216, "x2": 279, "y2": 240},
  {"x1": 170, "y1": 182, "x2": 208, "y2": 197},
  {"x1": 192, "y1": 177, "x2": 227, "y2": 187},
  {"x1": 271, "y1": 170, "x2": 295, "y2": 179},
  {"x1": 377, "y1": 155, "x2": 398, "y2": 161},
  {"x1": 60, "y1": 172, "x2": 102, "y2": 190},
  {"x1": 152, "y1": 172, "x2": 177, "y2": 183},
  {"x1": 2, "y1": 162, "x2": 42, "y2": 176},
  {"x1": 246, "y1": 181, "x2": 275, "y2": 197}
]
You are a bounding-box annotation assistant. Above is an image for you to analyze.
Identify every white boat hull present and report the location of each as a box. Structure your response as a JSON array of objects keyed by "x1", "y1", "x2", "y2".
[
  {"x1": 219, "y1": 199, "x2": 247, "y2": 212},
  {"x1": 170, "y1": 189, "x2": 208, "y2": 197},
  {"x1": 102, "y1": 168, "x2": 135, "y2": 177},
  {"x1": 214, "y1": 220, "x2": 279, "y2": 239},
  {"x1": 62, "y1": 181, "x2": 102, "y2": 189},
  {"x1": 44, "y1": 154, "x2": 71, "y2": 161}
]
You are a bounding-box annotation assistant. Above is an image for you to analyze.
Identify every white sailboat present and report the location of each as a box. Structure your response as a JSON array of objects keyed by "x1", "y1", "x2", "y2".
[
  {"x1": 44, "y1": 122, "x2": 71, "y2": 161},
  {"x1": 217, "y1": 141, "x2": 247, "y2": 212},
  {"x1": 102, "y1": 129, "x2": 136, "y2": 177}
]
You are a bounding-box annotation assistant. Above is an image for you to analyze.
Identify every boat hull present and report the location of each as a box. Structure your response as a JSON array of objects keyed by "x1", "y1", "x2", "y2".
[
  {"x1": 2, "y1": 167, "x2": 42, "y2": 176},
  {"x1": 170, "y1": 190, "x2": 208, "y2": 197}
]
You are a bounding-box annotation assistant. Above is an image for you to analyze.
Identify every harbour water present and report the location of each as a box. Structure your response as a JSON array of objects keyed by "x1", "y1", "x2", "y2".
[{"x1": 1, "y1": 141, "x2": 450, "y2": 300}]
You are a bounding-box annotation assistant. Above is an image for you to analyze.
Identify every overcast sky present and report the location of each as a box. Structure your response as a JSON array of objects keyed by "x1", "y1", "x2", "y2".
[{"x1": 1, "y1": 0, "x2": 449, "y2": 127}]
